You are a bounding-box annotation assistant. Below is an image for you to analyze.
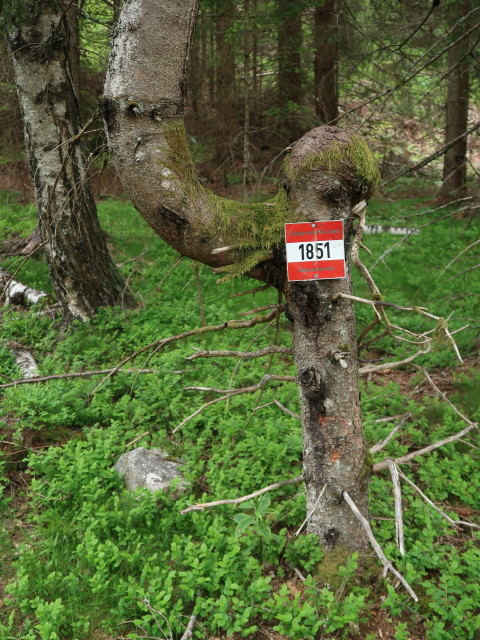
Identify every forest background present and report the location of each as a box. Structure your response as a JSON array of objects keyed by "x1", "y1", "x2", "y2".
[{"x1": 0, "y1": 1, "x2": 479, "y2": 639}]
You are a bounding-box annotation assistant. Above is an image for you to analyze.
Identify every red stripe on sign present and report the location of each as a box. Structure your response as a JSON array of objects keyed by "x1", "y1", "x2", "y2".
[
  {"x1": 285, "y1": 220, "x2": 343, "y2": 243},
  {"x1": 288, "y1": 259, "x2": 345, "y2": 281}
]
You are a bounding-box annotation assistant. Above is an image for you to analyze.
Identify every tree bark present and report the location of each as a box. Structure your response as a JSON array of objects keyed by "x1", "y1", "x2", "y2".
[
  {"x1": 277, "y1": 0, "x2": 303, "y2": 140},
  {"x1": 102, "y1": 0, "x2": 378, "y2": 553},
  {"x1": 284, "y1": 127, "x2": 370, "y2": 550},
  {"x1": 314, "y1": 0, "x2": 339, "y2": 124},
  {"x1": 6, "y1": 0, "x2": 135, "y2": 322},
  {"x1": 437, "y1": 38, "x2": 470, "y2": 200},
  {"x1": 214, "y1": 0, "x2": 237, "y2": 176}
]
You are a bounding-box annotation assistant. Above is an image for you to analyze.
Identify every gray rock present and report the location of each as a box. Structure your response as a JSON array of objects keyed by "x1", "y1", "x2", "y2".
[{"x1": 114, "y1": 447, "x2": 187, "y2": 494}]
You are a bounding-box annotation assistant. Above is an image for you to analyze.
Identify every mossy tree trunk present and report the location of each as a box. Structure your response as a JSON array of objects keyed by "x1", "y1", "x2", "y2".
[
  {"x1": 6, "y1": 0, "x2": 135, "y2": 323},
  {"x1": 102, "y1": 0, "x2": 378, "y2": 553}
]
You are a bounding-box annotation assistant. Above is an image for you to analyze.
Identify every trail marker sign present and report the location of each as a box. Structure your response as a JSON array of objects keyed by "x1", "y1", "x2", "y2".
[{"x1": 285, "y1": 220, "x2": 345, "y2": 281}]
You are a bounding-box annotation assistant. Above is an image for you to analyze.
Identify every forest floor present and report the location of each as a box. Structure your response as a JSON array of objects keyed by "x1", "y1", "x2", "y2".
[{"x1": 0, "y1": 170, "x2": 479, "y2": 640}]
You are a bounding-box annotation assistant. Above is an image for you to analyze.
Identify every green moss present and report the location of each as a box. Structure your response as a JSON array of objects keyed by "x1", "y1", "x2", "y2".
[
  {"x1": 162, "y1": 119, "x2": 202, "y2": 197},
  {"x1": 314, "y1": 546, "x2": 351, "y2": 588},
  {"x1": 209, "y1": 187, "x2": 302, "y2": 282},
  {"x1": 360, "y1": 451, "x2": 374, "y2": 478},
  {"x1": 160, "y1": 122, "x2": 379, "y2": 282},
  {"x1": 285, "y1": 135, "x2": 381, "y2": 191}
]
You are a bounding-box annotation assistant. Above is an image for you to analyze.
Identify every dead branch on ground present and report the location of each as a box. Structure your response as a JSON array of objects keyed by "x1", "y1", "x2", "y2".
[{"x1": 180, "y1": 474, "x2": 303, "y2": 514}]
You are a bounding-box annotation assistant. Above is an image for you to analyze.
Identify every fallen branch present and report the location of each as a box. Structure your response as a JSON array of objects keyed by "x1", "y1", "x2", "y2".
[
  {"x1": 295, "y1": 483, "x2": 327, "y2": 536},
  {"x1": 421, "y1": 368, "x2": 476, "y2": 427},
  {"x1": 185, "y1": 374, "x2": 296, "y2": 394},
  {"x1": 359, "y1": 345, "x2": 431, "y2": 375},
  {"x1": 1, "y1": 267, "x2": 49, "y2": 306},
  {"x1": 9, "y1": 341, "x2": 39, "y2": 379},
  {"x1": 0, "y1": 368, "x2": 161, "y2": 390},
  {"x1": 186, "y1": 345, "x2": 292, "y2": 361},
  {"x1": 437, "y1": 239, "x2": 480, "y2": 279},
  {"x1": 180, "y1": 614, "x2": 196, "y2": 640},
  {"x1": 386, "y1": 459, "x2": 405, "y2": 556},
  {"x1": 173, "y1": 374, "x2": 296, "y2": 434},
  {"x1": 373, "y1": 423, "x2": 478, "y2": 472},
  {"x1": 91, "y1": 309, "x2": 281, "y2": 393},
  {"x1": 398, "y1": 469, "x2": 480, "y2": 530},
  {"x1": 342, "y1": 490, "x2": 418, "y2": 601},
  {"x1": 180, "y1": 474, "x2": 303, "y2": 514},
  {"x1": 370, "y1": 413, "x2": 411, "y2": 454}
]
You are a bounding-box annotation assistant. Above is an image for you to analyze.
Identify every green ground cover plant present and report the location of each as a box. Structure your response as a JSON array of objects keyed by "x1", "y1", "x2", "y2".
[{"x1": 0, "y1": 185, "x2": 479, "y2": 640}]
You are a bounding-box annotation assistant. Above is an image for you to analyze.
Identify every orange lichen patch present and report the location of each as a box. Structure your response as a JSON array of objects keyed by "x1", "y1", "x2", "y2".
[{"x1": 331, "y1": 450, "x2": 340, "y2": 462}]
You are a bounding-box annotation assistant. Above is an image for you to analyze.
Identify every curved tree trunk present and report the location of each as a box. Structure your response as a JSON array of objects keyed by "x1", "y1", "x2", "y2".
[
  {"x1": 6, "y1": 0, "x2": 135, "y2": 322},
  {"x1": 102, "y1": 0, "x2": 378, "y2": 553}
]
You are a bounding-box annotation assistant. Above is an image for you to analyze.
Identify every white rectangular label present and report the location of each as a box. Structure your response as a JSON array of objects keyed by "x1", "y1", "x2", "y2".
[{"x1": 286, "y1": 240, "x2": 345, "y2": 263}]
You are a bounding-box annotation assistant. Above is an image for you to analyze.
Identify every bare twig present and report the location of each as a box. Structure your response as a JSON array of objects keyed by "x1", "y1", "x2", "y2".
[
  {"x1": 180, "y1": 614, "x2": 196, "y2": 640},
  {"x1": 445, "y1": 263, "x2": 480, "y2": 281},
  {"x1": 91, "y1": 309, "x2": 281, "y2": 393},
  {"x1": 383, "y1": 120, "x2": 480, "y2": 185},
  {"x1": 421, "y1": 368, "x2": 476, "y2": 427},
  {"x1": 186, "y1": 345, "x2": 292, "y2": 361},
  {"x1": 180, "y1": 475, "x2": 303, "y2": 514},
  {"x1": 359, "y1": 344, "x2": 431, "y2": 375},
  {"x1": 398, "y1": 469, "x2": 480, "y2": 530},
  {"x1": 0, "y1": 368, "x2": 161, "y2": 390},
  {"x1": 230, "y1": 284, "x2": 270, "y2": 297},
  {"x1": 141, "y1": 598, "x2": 173, "y2": 640},
  {"x1": 192, "y1": 263, "x2": 206, "y2": 326},
  {"x1": 373, "y1": 423, "x2": 478, "y2": 472},
  {"x1": 156, "y1": 254, "x2": 183, "y2": 289},
  {"x1": 173, "y1": 374, "x2": 296, "y2": 434},
  {"x1": 273, "y1": 399, "x2": 301, "y2": 420},
  {"x1": 404, "y1": 196, "x2": 474, "y2": 219},
  {"x1": 342, "y1": 491, "x2": 418, "y2": 601},
  {"x1": 185, "y1": 374, "x2": 296, "y2": 394},
  {"x1": 125, "y1": 431, "x2": 150, "y2": 448},
  {"x1": 386, "y1": 459, "x2": 405, "y2": 556},
  {"x1": 370, "y1": 413, "x2": 411, "y2": 454},
  {"x1": 375, "y1": 414, "x2": 409, "y2": 424},
  {"x1": 238, "y1": 303, "x2": 284, "y2": 316},
  {"x1": 295, "y1": 484, "x2": 327, "y2": 536}
]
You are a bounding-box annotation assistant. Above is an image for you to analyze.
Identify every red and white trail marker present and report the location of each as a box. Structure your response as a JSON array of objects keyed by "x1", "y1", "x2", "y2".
[{"x1": 285, "y1": 220, "x2": 345, "y2": 282}]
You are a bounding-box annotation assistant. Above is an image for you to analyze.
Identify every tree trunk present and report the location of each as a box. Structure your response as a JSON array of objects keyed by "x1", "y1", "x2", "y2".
[
  {"x1": 102, "y1": 0, "x2": 379, "y2": 554},
  {"x1": 314, "y1": 0, "x2": 339, "y2": 124},
  {"x1": 437, "y1": 38, "x2": 470, "y2": 200},
  {"x1": 277, "y1": 0, "x2": 303, "y2": 139},
  {"x1": 283, "y1": 128, "x2": 370, "y2": 550},
  {"x1": 214, "y1": 0, "x2": 236, "y2": 177},
  {"x1": 6, "y1": 0, "x2": 135, "y2": 322}
]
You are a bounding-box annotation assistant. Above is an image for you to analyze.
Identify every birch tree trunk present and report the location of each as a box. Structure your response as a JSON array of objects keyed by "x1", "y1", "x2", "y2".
[
  {"x1": 102, "y1": 0, "x2": 379, "y2": 553},
  {"x1": 6, "y1": 0, "x2": 135, "y2": 322}
]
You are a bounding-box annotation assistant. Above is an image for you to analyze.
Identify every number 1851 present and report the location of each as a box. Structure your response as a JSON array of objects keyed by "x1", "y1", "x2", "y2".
[{"x1": 299, "y1": 242, "x2": 331, "y2": 260}]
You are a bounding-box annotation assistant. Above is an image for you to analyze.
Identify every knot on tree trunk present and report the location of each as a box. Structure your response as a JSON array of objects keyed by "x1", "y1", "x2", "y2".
[{"x1": 284, "y1": 125, "x2": 380, "y2": 214}]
